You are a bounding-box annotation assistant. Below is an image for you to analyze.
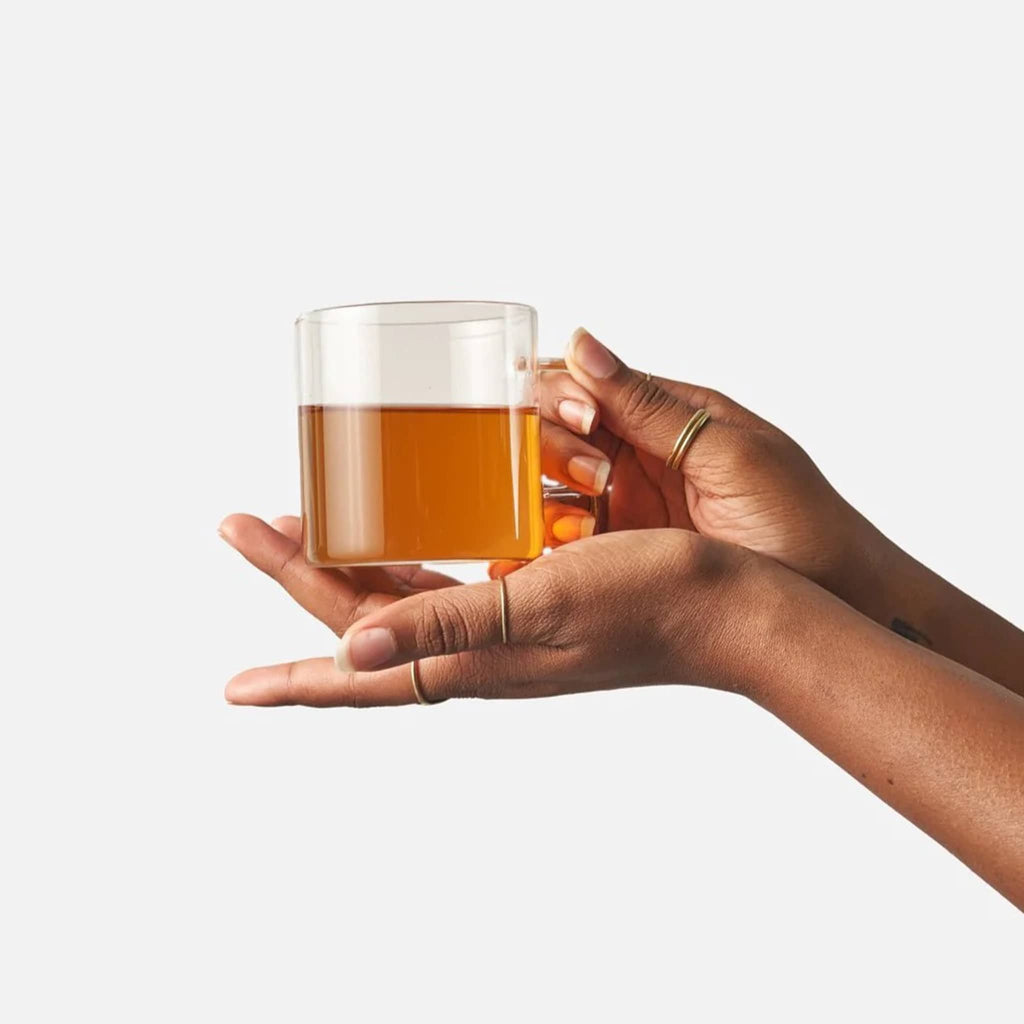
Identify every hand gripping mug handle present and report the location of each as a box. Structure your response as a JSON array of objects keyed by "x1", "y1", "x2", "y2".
[{"x1": 537, "y1": 356, "x2": 611, "y2": 536}]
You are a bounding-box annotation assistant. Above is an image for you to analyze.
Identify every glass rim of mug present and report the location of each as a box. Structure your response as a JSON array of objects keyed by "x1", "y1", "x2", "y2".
[{"x1": 295, "y1": 299, "x2": 537, "y2": 328}]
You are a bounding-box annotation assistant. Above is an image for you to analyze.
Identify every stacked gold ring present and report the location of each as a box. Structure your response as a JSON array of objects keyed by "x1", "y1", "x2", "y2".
[{"x1": 666, "y1": 409, "x2": 711, "y2": 471}]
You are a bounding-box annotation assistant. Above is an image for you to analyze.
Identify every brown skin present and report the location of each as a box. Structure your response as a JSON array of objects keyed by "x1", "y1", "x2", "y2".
[
  {"x1": 530, "y1": 328, "x2": 1024, "y2": 696},
  {"x1": 220, "y1": 518, "x2": 1024, "y2": 909},
  {"x1": 220, "y1": 326, "x2": 1024, "y2": 908},
  {"x1": 758, "y1": 579, "x2": 1024, "y2": 911}
]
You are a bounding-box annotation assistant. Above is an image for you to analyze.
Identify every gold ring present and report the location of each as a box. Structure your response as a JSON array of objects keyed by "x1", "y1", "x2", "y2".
[
  {"x1": 643, "y1": 371, "x2": 652, "y2": 383},
  {"x1": 410, "y1": 660, "x2": 445, "y2": 706},
  {"x1": 499, "y1": 576, "x2": 510, "y2": 644},
  {"x1": 666, "y1": 409, "x2": 711, "y2": 471}
]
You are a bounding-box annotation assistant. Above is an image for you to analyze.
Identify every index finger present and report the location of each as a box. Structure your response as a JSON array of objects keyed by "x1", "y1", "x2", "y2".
[
  {"x1": 226, "y1": 658, "x2": 415, "y2": 707},
  {"x1": 225, "y1": 646, "x2": 565, "y2": 706},
  {"x1": 219, "y1": 513, "x2": 393, "y2": 633}
]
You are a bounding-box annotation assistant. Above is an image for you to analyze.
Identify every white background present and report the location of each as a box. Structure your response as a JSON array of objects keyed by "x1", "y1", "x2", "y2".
[{"x1": 3, "y1": 1, "x2": 1022, "y2": 1020}]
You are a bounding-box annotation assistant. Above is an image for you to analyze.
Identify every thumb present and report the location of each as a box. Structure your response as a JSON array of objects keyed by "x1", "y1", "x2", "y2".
[
  {"x1": 333, "y1": 577, "x2": 531, "y2": 673},
  {"x1": 564, "y1": 327, "x2": 705, "y2": 463}
]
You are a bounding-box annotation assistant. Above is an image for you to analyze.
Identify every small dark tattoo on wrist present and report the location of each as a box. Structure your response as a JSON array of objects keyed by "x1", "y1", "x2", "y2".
[{"x1": 891, "y1": 618, "x2": 933, "y2": 648}]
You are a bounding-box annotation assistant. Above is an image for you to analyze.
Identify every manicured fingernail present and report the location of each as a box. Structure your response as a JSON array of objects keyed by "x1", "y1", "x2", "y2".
[
  {"x1": 552, "y1": 514, "x2": 597, "y2": 543},
  {"x1": 335, "y1": 627, "x2": 397, "y2": 672},
  {"x1": 558, "y1": 399, "x2": 596, "y2": 434},
  {"x1": 569, "y1": 327, "x2": 617, "y2": 379},
  {"x1": 567, "y1": 455, "x2": 611, "y2": 493}
]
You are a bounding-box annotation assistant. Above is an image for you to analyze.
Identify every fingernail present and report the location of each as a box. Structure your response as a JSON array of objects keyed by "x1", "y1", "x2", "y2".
[
  {"x1": 569, "y1": 327, "x2": 617, "y2": 379},
  {"x1": 489, "y1": 560, "x2": 526, "y2": 579},
  {"x1": 567, "y1": 455, "x2": 611, "y2": 493},
  {"x1": 558, "y1": 399, "x2": 597, "y2": 434},
  {"x1": 224, "y1": 672, "x2": 257, "y2": 704},
  {"x1": 552, "y1": 514, "x2": 597, "y2": 543},
  {"x1": 335, "y1": 627, "x2": 397, "y2": 672}
]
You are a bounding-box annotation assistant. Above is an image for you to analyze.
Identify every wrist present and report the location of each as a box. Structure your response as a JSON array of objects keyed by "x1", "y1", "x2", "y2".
[
  {"x1": 733, "y1": 559, "x2": 873, "y2": 710},
  {"x1": 817, "y1": 503, "x2": 903, "y2": 626},
  {"x1": 687, "y1": 548, "x2": 812, "y2": 703}
]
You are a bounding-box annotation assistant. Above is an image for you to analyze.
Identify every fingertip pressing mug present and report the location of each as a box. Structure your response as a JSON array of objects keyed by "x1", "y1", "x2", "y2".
[{"x1": 295, "y1": 300, "x2": 603, "y2": 567}]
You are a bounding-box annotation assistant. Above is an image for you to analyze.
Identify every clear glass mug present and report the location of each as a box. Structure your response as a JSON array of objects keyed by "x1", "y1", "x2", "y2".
[{"x1": 295, "y1": 300, "x2": 603, "y2": 567}]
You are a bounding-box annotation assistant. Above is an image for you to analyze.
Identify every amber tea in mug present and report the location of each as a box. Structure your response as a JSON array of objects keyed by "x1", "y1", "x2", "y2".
[
  {"x1": 299, "y1": 404, "x2": 543, "y2": 564},
  {"x1": 296, "y1": 302, "x2": 551, "y2": 566}
]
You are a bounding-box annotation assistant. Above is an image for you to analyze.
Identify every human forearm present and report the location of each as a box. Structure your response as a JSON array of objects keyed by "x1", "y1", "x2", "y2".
[
  {"x1": 827, "y1": 511, "x2": 1024, "y2": 697},
  {"x1": 739, "y1": 568, "x2": 1024, "y2": 909},
  {"x1": 550, "y1": 332, "x2": 1024, "y2": 692}
]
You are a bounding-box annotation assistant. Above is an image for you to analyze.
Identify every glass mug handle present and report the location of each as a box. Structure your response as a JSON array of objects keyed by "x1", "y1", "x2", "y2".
[{"x1": 537, "y1": 357, "x2": 611, "y2": 536}]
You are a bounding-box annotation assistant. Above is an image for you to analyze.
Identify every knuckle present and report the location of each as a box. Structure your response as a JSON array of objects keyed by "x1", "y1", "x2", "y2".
[
  {"x1": 521, "y1": 558, "x2": 577, "y2": 645},
  {"x1": 620, "y1": 375, "x2": 678, "y2": 422},
  {"x1": 276, "y1": 550, "x2": 307, "y2": 586},
  {"x1": 733, "y1": 428, "x2": 776, "y2": 472},
  {"x1": 328, "y1": 590, "x2": 357, "y2": 636},
  {"x1": 690, "y1": 385, "x2": 728, "y2": 412},
  {"x1": 328, "y1": 592, "x2": 375, "y2": 638},
  {"x1": 325, "y1": 669, "x2": 373, "y2": 708},
  {"x1": 415, "y1": 595, "x2": 473, "y2": 656},
  {"x1": 341, "y1": 679, "x2": 375, "y2": 708},
  {"x1": 281, "y1": 662, "x2": 310, "y2": 705},
  {"x1": 436, "y1": 651, "x2": 482, "y2": 699}
]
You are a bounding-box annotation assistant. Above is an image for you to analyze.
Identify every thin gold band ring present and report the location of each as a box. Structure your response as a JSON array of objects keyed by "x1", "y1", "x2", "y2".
[
  {"x1": 666, "y1": 409, "x2": 711, "y2": 471},
  {"x1": 410, "y1": 578, "x2": 510, "y2": 705},
  {"x1": 410, "y1": 660, "x2": 445, "y2": 706},
  {"x1": 499, "y1": 576, "x2": 510, "y2": 645}
]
